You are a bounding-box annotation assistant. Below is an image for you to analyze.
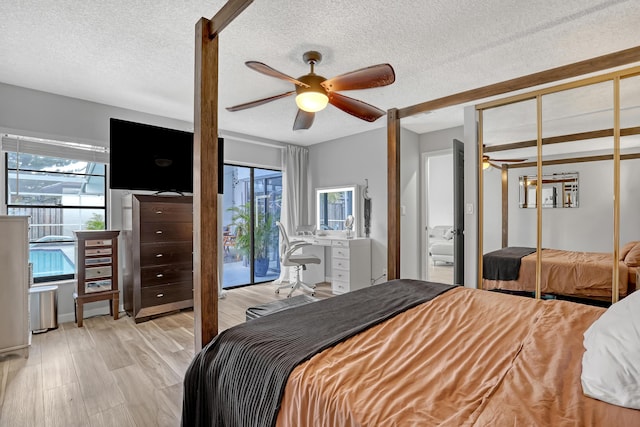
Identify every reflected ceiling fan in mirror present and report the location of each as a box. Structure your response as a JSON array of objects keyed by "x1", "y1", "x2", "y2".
[
  {"x1": 482, "y1": 154, "x2": 527, "y2": 170},
  {"x1": 226, "y1": 51, "x2": 395, "y2": 130}
]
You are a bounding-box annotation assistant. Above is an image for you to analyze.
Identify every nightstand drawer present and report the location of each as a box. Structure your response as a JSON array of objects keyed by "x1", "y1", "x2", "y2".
[
  {"x1": 141, "y1": 282, "x2": 193, "y2": 307},
  {"x1": 139, "y1": 222, "x2": 192, "y2": 243}
]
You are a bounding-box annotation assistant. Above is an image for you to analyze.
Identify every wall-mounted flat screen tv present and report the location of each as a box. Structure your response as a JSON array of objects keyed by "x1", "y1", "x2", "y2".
[{"x1": 109, "y1": 118, "x2": 194, "y2": 193}]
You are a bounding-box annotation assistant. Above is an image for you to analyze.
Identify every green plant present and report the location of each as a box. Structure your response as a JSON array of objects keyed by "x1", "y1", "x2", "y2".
[
  {"x1": 85, "y1": 213, "x2": 105, "y2": 230},
  {"x1": 228, "y1": 202, "x2": 274, "y2": 260}
]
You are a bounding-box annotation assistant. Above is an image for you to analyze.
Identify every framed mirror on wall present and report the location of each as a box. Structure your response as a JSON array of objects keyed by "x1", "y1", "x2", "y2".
[
  {"x1": 519, "y1": 172, "x2": 579, "y2": 208},
  {"x1": 316, "y1": 185, "x2": 360, "y2": 237}
]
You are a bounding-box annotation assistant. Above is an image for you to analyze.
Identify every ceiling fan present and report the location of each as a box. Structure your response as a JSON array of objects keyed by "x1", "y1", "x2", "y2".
[
  {"x1": 226, "y1": 51, "x2": 395, "y2": 130},
  {"x1": 482, "y1": 154, "x2": 527, "y2": 170}
]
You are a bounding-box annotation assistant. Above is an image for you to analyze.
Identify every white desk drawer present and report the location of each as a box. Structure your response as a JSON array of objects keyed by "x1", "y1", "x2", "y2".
[
  {"x1": 307, "y1": 238, "x2": 331, "y2": 246},
  {"x1": 332, "y1": 280, "x2": 348, "y2": 294},
  {"x1": 332, "y1": 240, "x2": 350, "y2": 248},
  {"x1": 332, "y1": 247, "x2": 350, "y2": 259},
  {"x1": 332, "y1": 258, "x2": 350, "y2": 271},
  {"x1": 333, "y1": 268, "x2": 350, "y2": 283}
]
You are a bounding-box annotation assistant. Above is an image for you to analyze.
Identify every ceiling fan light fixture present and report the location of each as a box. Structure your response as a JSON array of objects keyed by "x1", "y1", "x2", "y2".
[{"x1": 295, "y1": 90, "x2": 328, "y2": 112}]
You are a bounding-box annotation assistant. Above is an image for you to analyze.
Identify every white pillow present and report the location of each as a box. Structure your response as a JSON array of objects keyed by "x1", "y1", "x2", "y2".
[
  {"x1": 581, "y1": 290, "x2": 640, "y2": 409},
  {"x1": 443, "y1": 228, "x2": 454, "y2": 240}
]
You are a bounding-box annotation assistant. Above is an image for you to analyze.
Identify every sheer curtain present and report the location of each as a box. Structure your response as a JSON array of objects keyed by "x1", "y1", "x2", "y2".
[{"x1": 274, "y1": 145, "x2": 309, "y2": 284}]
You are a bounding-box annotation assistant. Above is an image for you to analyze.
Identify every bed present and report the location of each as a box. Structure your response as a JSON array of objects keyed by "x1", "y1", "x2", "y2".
[
  {"x1": 482, "y1": 241, "x2": 640, "y2": 300},
  {"x1": 181, "y1": 279, "x2": 640, "y2": 426}
]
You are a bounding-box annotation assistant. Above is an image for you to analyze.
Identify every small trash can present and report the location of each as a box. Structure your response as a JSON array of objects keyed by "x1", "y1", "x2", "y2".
[{"x1": 29, "y1": 285, "x2": 58, "y2": 333}]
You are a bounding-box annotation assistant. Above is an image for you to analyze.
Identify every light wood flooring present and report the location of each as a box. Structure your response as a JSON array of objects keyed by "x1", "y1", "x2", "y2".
[
  {"x1": 427, "y1": 256, "x2": 454, "y2": 284},
  {"x1": 0, "y1": 282, "x2": 333, "y2": 427}
]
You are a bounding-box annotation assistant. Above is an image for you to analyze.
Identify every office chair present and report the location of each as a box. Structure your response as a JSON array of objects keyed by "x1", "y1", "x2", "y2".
[{"x1": 275, "y1": 221, "x2": 321, "y2": 298}]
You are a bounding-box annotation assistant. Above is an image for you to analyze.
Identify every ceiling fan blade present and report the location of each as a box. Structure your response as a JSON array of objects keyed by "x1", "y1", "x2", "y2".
[
  {"x1": 321, "y1": 64, "x2": 395, "y2": 92},
  {"x1": 245, "y1": 61, "x2": 309, "y2": 88},
  {"x1": 293, "y1": 110, "x2": 315, "y2": 130},
  {"x1": 226, "y1": 91, "x2": 295, "y2": 112},
  {"x1": 328, "y1": 92, "x2": 385, "y2": 122}
]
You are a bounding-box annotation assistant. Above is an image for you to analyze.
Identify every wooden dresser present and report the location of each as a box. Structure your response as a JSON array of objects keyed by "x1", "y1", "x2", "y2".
[{"x1": 122, "y1": 194, "x2": 193, "y2": 323}]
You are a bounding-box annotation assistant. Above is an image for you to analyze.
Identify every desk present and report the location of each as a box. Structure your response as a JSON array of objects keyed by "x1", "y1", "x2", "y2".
[{"x1": 293, "y1": 236, "x2": 371, "y2": 295}]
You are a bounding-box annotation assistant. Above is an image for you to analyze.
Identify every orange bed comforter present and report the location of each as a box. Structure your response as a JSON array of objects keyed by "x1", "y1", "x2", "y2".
[
  {"x1": 276, "y1": 287, "x2": 640, "y2": 426},
  {"x1": 483, "y1": 248, "x2": 631, "y2": 298}
]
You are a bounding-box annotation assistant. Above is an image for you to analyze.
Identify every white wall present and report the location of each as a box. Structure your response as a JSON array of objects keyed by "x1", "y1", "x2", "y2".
[
  {"x1": 420, "y1": 126, "x2": 464, "y2": 230},
  {"x1": 0, "y1": 83, "x2": 285, "y2": 323},
  {"x1": 310, "y1": 127, "x2": 391, "y2": 283},
  {"x1": 400, "y1": 129, "x2": 422, "y2": 279},
  {"x1": 505, "y1": 158, "x2": 640, "y2": 251},
  {"x1": 309, "y1": 127, "x2": 423, "y2": 280}
]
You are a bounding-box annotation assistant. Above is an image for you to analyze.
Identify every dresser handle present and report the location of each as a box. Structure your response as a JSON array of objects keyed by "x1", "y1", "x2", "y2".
[
  {"x1": 156, "y1": 230, "x2": 163, "y2": 234},
  {"x1": 156, "y1": 293, "x2": 164, "y2": 298},
  {"x1": 156, "y1": 254, "x2": 163, "y2": 258},
  {"x1": 156, "y1": 273, "x2": 164, "y2": 278},
  {"x1": 155, "y1": 210, "x2": 163, "y2": 214}
]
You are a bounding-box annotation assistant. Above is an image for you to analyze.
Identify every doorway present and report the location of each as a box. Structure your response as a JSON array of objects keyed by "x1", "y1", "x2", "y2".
[
  {"x1": 221, "y1": 164, "x2": 282, "y2": 289},
  {"x1": 422, "y1": 140, "x2": 464, "y2": 285}
]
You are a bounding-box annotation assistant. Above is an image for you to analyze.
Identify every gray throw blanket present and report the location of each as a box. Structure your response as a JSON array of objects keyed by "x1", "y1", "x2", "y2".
[
  {"x1": 483, "y1": 247, "x2": 537, "y2": 280},
  {"x1": 181, "y1": 279, "x2": 455, "y2": 427}
]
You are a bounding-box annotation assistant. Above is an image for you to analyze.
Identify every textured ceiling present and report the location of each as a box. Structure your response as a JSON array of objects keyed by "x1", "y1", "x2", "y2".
[{"x1": 1, "y1": 0, "x2": 639, "y2": 146}]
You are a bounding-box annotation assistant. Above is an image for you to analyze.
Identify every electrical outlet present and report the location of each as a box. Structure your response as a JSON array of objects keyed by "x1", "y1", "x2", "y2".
[{"x1": 382, "y1": 268, "x2": 387, "y2": 276}]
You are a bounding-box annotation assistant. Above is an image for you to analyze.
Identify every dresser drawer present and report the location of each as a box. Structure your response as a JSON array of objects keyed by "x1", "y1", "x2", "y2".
[
  {"x1": 140, "y1": 262, "x2": 193, "y2": 288},
  {"x1": 140, "y1": 242, "x2": 193, "y2": 266},
  {"x1": 332, "y1": 247, "x2": 350, "y2": 259},
  {"x1": 85, "y1": 265, "x2": 112, "y2": 279},
  {"x1": 139, "y1": 222, "x2": 192, "y2": 243},
  {"x1": 141, "y1": 282, "x2": 193, "y2": 308},
  {"x1": 139, "y1": 202, "x2": 192, "y2": 223},
  {"x1": 85, "y1": 256, "x2": 112, "y2": 266}
]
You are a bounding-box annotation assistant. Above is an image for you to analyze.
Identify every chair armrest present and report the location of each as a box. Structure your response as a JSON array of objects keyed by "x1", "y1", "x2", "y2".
[{"x1": 286, "y1": 241, "x2": 311, "y2": 257}]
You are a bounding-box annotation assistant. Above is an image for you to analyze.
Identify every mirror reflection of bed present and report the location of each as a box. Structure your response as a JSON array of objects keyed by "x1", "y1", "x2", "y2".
[{"x1": 479, "y1": 75, "x2": 640, "y2": 305}]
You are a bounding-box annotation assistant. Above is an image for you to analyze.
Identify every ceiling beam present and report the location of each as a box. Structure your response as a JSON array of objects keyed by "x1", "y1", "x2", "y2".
[
  {"x1": 207, "y1": 0, "x2": 253, "y2": 39},
  {"x1": 397, "y1": 46, "x2": 640, "y2": 118},
  {"x1": 484, "y1": 126, "x2": 640, "y2": 153}
]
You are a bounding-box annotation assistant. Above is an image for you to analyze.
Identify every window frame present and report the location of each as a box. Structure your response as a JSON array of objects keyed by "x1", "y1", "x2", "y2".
[{"x1": 3, "y1": 139, "x2": 108, "y2": 284}]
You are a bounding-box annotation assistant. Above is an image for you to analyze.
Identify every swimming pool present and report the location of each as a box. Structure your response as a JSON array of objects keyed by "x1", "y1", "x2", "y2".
[{"x1": 29, "y1": 248, "x2": 75, "y2": 278}]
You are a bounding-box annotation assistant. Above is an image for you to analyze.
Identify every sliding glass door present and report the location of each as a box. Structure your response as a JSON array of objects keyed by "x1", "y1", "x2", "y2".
[{"x1": 221, "y1": 164, "x2": 282, "y2": 289}]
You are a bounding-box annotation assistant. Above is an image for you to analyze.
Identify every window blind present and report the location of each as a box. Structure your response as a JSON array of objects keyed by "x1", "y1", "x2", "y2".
[{"x1": 1, "y1": 134, "x2": 109, "y2": 164}]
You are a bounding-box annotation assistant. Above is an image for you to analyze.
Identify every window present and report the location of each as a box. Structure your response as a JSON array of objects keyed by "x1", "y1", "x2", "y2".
[{"x1": 3, "y1": 135, "x2": 108, "y2": 283}]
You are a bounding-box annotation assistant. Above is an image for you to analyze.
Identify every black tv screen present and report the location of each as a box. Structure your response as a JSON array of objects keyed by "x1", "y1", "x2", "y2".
[{"x1": 109, "y1": 118, "x2": 194, "y2": 193}]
